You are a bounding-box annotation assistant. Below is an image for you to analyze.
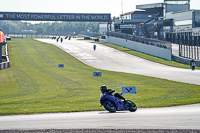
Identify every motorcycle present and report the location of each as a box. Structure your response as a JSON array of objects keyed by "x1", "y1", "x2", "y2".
[
  {"x1": 191, "y1": 65, "x2": 195, "y2": 70},
  {"x1": 100, "y1": 90, "x2": 137, "y2": 113},
  {"x1": 93, "y1": 45, "x2": 96, "y2": 51},
  {"x1": 190, "y1": 60, "x2": 196, "y2": 70}
]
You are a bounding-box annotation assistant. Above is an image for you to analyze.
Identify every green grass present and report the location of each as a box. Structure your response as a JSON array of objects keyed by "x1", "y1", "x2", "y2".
[
  {"x1": 0, "y1": 39, "x2": 200, "y2": 115},
  {"x1": 94, "y1": 41, "x2": 200, "y2": 70}
]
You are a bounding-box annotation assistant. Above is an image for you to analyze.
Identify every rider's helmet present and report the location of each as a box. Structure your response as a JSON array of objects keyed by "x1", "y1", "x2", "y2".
[{"x1": 100, "y1": 85, "x2": 107, "y2": 93}]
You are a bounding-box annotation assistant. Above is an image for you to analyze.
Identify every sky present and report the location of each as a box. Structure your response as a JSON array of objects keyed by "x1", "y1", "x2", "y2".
[{"x1": 0, "y1": 0, "x2": 199, "y2": 19}]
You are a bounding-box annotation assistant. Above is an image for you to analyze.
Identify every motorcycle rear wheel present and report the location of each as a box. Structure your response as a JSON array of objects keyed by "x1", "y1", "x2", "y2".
[
  {"x1": 192, "y1": 66, "x2": 195, "y2": 70},
  {"x1": 127, "y1": 100, "x2": 137, "y2": 112},
  {"x1": 103, "y1": 100, "x2": 116, "y2": 113}
]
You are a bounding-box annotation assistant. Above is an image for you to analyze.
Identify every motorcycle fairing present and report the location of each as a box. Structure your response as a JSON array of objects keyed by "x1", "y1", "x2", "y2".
[{"x1": 100, "y1": 94, "x2": 129, "y2": 111}]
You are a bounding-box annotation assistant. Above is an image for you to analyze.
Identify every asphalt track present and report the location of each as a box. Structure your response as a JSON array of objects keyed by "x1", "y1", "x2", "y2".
[
  {"x1": 0, "y1": 104, "x2": 200, "y2": 130},
  {"x1": 1, "y1": 38, "x2": 200, "y2": 130},
  {"x1": 38, "y1": 38, "x2": 200, "y2": 85}
]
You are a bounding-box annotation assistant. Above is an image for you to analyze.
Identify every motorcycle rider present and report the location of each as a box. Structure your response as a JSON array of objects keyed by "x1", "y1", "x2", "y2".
[
  {"x1": 100, "y1": 85, "x2": 127, "y2": 102},
  {"x1": 93, "y1": 44, "x2": 96, "y2": 51},
  {"x1": 190, "y1": 59, "x2": 196, "y2": 70}
]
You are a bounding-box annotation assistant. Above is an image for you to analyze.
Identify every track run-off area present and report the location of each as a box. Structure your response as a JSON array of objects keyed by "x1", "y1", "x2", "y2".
[{"x1": 0, "y1": 38, "x2": 200, "y2": 130}]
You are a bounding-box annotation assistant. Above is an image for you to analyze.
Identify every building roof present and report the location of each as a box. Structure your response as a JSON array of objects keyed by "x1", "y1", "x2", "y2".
[
  {"x1": 120, "y1": 11, "x2": 135, "y2": 17},
  {"x1": 169, "y1": 9, "x2": 200, "y2": 14},
  {"x1": 114, "y1": 18, "x2": 150, "y2": 25},
  {"x1": 136, "y1": 3, "x2": 164, "y2": 10}
]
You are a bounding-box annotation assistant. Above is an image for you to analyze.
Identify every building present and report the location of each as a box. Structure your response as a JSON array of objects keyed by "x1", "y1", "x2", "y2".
[
  {"x1": 99, "y1": 23, "x2": 114, "y2": 35},
  {"x1": 164, "y1": 10, "x2": 200, "y2": 44},
  {"x1": 114, "y1": 3, "x2": 164, "y2": 38},
  {"x1": 114, "y1": 0, "x2": 196, "y2": 40},
  {"x1": 113, "y1": 0, "x2": 200, "y2": 60}
]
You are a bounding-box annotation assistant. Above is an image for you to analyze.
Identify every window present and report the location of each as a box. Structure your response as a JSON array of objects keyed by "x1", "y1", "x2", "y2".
[{"x1": 163, "y1": 19, "x2": 173, "y2": 26}]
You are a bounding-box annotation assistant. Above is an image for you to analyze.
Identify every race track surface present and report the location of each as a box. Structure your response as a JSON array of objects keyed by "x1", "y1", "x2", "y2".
[
  {"x1": 0, "y1": 104, "x2": 200, "y2": 130},
  {"x1": 37, "y1": 38, "x2": 200, "y2": 85}
]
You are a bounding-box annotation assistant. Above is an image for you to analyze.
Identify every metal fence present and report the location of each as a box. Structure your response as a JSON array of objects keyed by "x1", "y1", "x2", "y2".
[
  {"x1": 179, "y1": 44, "x2": 200, "y2": 60},
  {"x1": 107, "y1": 32, "x2": 172, "y2": 50}
]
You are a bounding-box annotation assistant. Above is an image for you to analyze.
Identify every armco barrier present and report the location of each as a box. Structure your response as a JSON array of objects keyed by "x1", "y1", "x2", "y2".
[{"x1": 0, "y1": 43, "x2": 10, "y2": 70}]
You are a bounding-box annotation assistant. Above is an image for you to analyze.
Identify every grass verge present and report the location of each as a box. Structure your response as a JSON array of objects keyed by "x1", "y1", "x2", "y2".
[{"x1": 0, "y1": 39, "x2": 199, "y2": 115}]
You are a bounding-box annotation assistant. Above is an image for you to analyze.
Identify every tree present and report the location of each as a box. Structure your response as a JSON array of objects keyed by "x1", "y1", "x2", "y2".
[
  {"x1": 0, "y1": 20, "x2": 106, "y2": 35},
  {"x1": 36, "y1": 26, "x2": 45, "y2": 34}
]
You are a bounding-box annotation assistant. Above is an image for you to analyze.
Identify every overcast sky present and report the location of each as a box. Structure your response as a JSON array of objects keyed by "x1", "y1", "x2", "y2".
[{"x1": 0, "y1": 0, "x2": 199, "y2": 18}]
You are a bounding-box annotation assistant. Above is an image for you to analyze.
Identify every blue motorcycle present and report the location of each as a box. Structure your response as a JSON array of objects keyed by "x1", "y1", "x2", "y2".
[{"x1": 100, "y1": 90, "x2": 137, "y2": 113}]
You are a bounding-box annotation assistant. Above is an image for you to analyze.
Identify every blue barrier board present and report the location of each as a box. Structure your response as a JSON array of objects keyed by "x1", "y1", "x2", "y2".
[
  {"x1": 58, "y1": 64, "x2": 64, "y2": 68},
  {"x1": 122, "y1": 86, "x2": 136, "y2": 94},
  {"x1": 93, "y1": 71, "x2": 102, "y2": 76}
]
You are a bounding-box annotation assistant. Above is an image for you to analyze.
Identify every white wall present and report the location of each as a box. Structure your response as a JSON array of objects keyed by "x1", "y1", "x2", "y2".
[
  {"x1": 106, "y1": 36, "x2": 172, "y2": 60},
  {"x1": 99, "y1": 24, "x2": 114, "y2": 34}
]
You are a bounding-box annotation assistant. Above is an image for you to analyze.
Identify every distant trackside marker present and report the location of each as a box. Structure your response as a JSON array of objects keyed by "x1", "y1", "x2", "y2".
[
  {"x1": 93, "y1": 71, "x2": 102, "y2": 77},
  {"x1": 58, "y1": 64, "x2": 64, "y2": 68},
  {"x1": 122, "y1": 86, "x2": 136, "y2": 94}
]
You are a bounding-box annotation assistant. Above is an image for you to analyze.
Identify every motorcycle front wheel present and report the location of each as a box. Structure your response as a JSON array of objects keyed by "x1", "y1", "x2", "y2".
[
  {"x1": 127, "y1": 100, "x2": 137, "y2": 112},
  {"x1": 103, "y1": 100, "x2": 116, "y2": 113}
]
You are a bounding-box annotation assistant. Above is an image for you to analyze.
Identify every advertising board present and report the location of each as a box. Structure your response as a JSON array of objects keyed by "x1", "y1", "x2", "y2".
[{"x1": 0, "y1": 12, "x2": 111, "y2": 22}]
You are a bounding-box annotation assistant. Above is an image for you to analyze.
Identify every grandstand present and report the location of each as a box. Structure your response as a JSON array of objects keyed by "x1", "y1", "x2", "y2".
[{"x1": 112, "y1": 0, "x2": 200, "y2": 61}]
